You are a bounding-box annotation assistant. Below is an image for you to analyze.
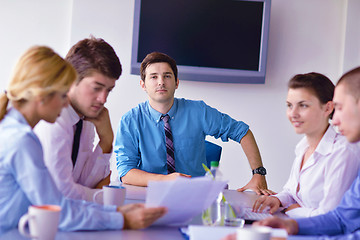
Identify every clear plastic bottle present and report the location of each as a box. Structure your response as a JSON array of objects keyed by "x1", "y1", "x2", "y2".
[
  {"x1": 209, "y1": 161, "x2": 222, "y2": 180},
  {"x1": 202, "y1": 161, "x2": 225, "y2": 226}
]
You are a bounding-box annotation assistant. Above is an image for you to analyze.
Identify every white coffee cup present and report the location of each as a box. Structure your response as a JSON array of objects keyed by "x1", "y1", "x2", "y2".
[
  {"x1": 237, "y1": 226, "x2": 272, "y2": 240},
  {"x1": 18, "y1": 205, "x2": 61, "y2": 240},
  {"x1": 93, "y1": 185, "x2": 126, "y2": 206}
]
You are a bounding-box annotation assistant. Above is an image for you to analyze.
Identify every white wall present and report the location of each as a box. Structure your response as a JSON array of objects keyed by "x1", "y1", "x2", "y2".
[
  {"x1": 0, "y1": 0, "x2": 358, "y2": 192},
  {"x1": 0, "y1": 0, "x2": 73, "y2": 80},
  {"x1": 343, "y1": 0, "x2": 360, "y2": 73}
]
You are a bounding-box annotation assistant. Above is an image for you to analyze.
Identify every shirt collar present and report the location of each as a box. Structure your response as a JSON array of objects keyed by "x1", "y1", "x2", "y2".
[
  {"x1": 64, "y1": 104, "x2": 81, "y2": 126},
  {"x1": 315, "y1": 125, "x2": 337, "y2": 155},
  {"x1": 7, "y1": 108, "x2": 29, "y2": 126},
  {"x1": 147, "y1": 98, "x2": 178, "y2": 123},
  {"x1": 295, "y1": 125, "x2": 337, "y2": 156}
]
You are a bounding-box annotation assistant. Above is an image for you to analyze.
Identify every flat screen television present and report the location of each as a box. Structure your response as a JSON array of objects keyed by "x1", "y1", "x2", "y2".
[{"x1": 131, "y1": 0, "x2": 271, "y2": 84}]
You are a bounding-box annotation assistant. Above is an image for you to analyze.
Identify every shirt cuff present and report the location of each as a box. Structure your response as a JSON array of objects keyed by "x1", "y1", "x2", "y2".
[
  {"x1": 274, "y1": 192, "x2": 295, "y2": 208},
  {"x1": 286, "y1": 207, "x2": 312, "y2": 218},
  {"x1": 103, "y1": 205, "x2": 125, "y2": 229}
]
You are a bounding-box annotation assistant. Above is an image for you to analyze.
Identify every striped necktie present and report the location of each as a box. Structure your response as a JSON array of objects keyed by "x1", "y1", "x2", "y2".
[
  {"x1": 71, "y1": 119, "x2": 83, "y2": 166},
  {"x1": 162, "y1": 115, "x2": 175, "y2": 173}
]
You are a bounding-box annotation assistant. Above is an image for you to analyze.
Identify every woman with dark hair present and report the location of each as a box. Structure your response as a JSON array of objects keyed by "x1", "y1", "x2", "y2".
[{"x1": 252, "y1": 72, "x2": 360, "y2": 218}]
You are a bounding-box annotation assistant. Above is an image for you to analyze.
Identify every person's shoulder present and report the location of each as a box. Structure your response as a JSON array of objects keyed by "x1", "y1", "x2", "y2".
[
  {"x1": 1, "y1": 122, "x2": 39, "y2": 152},
  {"x1": 121, "y1": 101, "x2": 148, "y2": 121},
  {"x1": 176, "y1": 98, "x2": 207, "y2": 107}
]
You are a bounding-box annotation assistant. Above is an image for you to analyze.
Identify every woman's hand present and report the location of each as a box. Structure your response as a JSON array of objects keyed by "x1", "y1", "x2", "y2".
[
  {"x1": 252, "y1": 195, "x2": 281, "y2": 214},
  {"x1": 117, "y1": 203, "x2": 167, "y2": 229}
]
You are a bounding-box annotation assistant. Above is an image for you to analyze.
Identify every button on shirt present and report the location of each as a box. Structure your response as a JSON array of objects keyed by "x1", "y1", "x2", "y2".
[
  {"x1": 0, "y1": 108, "x2": 123, "y2": 234},
  {"x1": 114, "y1": 98, "x2": 249, "y2": 178},
  {"x1": 35, "y1": 105, "x2": 111, "y2": 201},
  {"x1": 275, "y1": 125, "x2": 360, "y2": 218}
]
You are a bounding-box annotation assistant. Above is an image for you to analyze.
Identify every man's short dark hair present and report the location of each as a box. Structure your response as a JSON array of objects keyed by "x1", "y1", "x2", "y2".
[
  {"x1": 140, "y1": 52, "x2": 178, "y2": 82},
  {"x1": 337, "y1": 66, "x2": 360, "y2": 101},
  {"x1": 66, "y1": 36, "x2": 122, "y2": 82}
]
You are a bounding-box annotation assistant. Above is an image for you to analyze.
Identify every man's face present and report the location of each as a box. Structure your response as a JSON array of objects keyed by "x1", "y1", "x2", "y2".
[
  {"x1": 68, "y1": 72, "x2": 116, "y2": 118},
  {"x1": 140, "y1": 62, "x2": 179, "y2": 107},
  {"x1": 332, "y1": 83, "x2": 360, "y2": 142}
]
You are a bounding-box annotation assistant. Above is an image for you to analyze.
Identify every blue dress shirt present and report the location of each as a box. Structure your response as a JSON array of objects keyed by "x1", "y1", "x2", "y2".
[
  {"x1": 114, "y1": 98, "x2": 249, "y2": 179},
  {"x1": 296, "y1": 170, "x2": 360, "y2": 236},
  {"x1": 0, "y1": 108, "x2": 123, "y2": 234}
]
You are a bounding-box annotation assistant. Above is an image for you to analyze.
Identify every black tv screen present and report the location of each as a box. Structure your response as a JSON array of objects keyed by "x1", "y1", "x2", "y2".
[{"x1": 131, "y1": 0, "x2": 271, "y2": 84}]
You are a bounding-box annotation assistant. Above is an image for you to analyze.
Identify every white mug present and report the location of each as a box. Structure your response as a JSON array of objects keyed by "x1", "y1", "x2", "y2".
[
  {"x1": 93, "y1": 185, "x2": 126, "y2": 206},
  {"x1": 237, "y1": 226, "x2": 272, "y2": 240},
  {"x1": 18, "y1": 205, "x2": 61, "y2": 240}
]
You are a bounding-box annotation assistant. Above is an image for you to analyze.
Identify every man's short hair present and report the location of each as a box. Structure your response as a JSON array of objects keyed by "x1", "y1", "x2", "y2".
[
  {"x1": 66, "y1": 36, "x2": 122, "y2": 82},
  {"x1": 140, "y1": 52, "x2": 178, "y2": 82},
  {"x1": 337, "y1": 66, "x2": 360, "y2": 101}
]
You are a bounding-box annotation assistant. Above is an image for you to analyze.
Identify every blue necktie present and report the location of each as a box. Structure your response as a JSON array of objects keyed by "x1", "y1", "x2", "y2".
[
  {"x1": 162, "y1": 115, "x2": 175, "y2": 173},
  {"x1": 71, "y1": 119, "x2": 83, "y2": 166}
]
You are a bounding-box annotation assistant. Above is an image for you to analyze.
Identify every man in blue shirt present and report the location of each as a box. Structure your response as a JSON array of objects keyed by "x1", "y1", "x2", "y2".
[
  {"x1": 253, "y1": 66, "x2": 360, "y2": 236},
  {"x1": 115, "y1": 52, "x2": 273, "y2": 195}
]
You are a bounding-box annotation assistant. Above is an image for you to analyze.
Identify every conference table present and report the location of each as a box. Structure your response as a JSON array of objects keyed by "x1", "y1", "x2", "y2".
[{"x1": 1, "y1": 184, "x2": 322, "y2": 240}]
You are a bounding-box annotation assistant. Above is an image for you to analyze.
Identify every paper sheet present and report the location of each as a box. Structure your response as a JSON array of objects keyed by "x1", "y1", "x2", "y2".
[{"x1": 146, "y1": 176, "x2": 228, "y2": 225}]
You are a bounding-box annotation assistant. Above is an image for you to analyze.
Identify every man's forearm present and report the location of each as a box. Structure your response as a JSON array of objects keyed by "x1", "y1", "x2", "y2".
[
  {"x1": 240, "y1": 129, "x2": 263, "y2": 169},
  {"x1": 122, "y1": 169, "x2": 167, "y2": 187}
]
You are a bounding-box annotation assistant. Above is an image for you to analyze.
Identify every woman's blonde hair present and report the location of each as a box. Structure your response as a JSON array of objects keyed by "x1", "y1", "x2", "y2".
[{"x1": 0, "y1": 46, "x2": 77, "y2": 121}]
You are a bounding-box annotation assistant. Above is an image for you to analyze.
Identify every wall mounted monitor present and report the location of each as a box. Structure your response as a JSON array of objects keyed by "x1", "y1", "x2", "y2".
[{"x1": 131, "y1": 0, "x2": 271, "y2": 84}]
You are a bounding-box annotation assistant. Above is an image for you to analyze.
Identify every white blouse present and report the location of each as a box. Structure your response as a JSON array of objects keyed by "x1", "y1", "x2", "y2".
[{"x1": 275, "y1": 125, "x2": 360, "y2": 218}]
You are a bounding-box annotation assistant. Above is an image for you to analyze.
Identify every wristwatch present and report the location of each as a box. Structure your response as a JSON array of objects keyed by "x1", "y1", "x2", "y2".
[{"x1": 252, "y1": 166, "x2": 267, "y2": 176}]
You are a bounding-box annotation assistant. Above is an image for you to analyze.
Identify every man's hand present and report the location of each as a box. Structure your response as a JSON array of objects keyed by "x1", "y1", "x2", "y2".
[
  {"x1": 253, "y1": 216, "x2": 299, "y2": 235},
  {"x1": 117, "y1": 203, "x2": 167, "y2": 229},
  {"x1": 252, "y1": 195, "x2": 281, "y2": 214},
  {"x1": 238, "y1": 130, "x2": 275, "y2": 195},
  {"x1": 237, "y1": 174, "x2": 276, "y2": 195},
  {"x1": 160, "y1": 172, "x2": 191, "y2": 181},
  {"x1": 122, "y1": 169, "x2": 191, "y2": 187},
  {"x1": 85, "y1": 107, "x2": 113, "y2": 153}
]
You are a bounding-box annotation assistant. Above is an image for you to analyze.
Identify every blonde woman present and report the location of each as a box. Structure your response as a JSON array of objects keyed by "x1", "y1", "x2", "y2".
[{"x1": 0, "y1": 46, "x2": 166, "y2": 234}]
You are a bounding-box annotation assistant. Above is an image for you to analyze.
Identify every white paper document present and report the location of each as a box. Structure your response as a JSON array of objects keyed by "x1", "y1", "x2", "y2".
[{"x1": 146, "y1": 176, "x2": 228, "y2": 225}]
